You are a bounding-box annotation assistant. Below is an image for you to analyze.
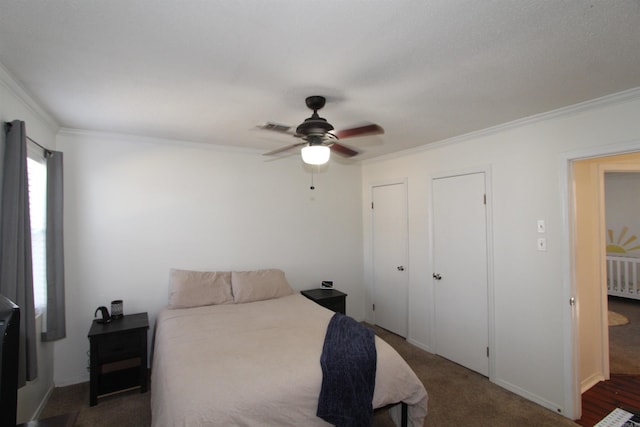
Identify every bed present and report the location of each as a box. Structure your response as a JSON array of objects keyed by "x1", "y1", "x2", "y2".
[
  {"x1": 607, "y1": 255, "x2": 640, "y2": 300},
  {"x1": 150, "y1": 268, "x2": 428, "y2": 426}
]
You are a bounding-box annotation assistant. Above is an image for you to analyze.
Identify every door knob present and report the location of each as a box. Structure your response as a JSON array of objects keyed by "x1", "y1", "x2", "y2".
[
  {"x1": 397, "y1": 266, "x2": 405, "y2": 271},
  {"x1": 433, "y1": 273, "x2": 442, "y2": 280}
]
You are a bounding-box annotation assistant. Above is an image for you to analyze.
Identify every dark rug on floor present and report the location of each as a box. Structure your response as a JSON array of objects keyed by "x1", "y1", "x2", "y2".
[{"x1": 609, "y1": 296, "x2": 640, "y2": 375}]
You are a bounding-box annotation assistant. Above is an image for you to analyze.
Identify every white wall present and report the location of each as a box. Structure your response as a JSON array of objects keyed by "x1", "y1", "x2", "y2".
[
  {"x1": 54, "y1": 130, "x2": 364, "y2": 385},
  {"x1": 0, "y1": 65, "x2": 58, "y2": 422},
  {"x1": 361, "y1": 90, "x2": 640, "y2": 416},
  {"x1": 605, "y1": 172, "x2": 640, "y2": 257}
]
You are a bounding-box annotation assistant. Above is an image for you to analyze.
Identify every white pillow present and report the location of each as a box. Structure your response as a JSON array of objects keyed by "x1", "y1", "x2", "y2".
[
  {"x1": 168, "y1": 269, "x2": 234, "y2": 309},
  {"x1": 231, "y1": 269, "x2": 294, "y2": 303}
]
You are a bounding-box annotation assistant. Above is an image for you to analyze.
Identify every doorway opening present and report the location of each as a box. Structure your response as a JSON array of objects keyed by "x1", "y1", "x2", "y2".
[
  {"x1": 603, "y1": 172, "x2": 640, "y2": 376},
  {"x1": 570, "y1": 150, "x2": 640, "y2": 421}
]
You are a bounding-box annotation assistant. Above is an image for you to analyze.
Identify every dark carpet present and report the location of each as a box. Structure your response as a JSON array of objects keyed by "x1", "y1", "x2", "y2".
[{"x1": 40, "y1": 325, "x2": 581, "y2": 426}]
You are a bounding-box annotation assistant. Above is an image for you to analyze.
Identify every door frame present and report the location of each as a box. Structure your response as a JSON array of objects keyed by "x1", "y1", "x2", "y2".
[
  {"x1": 369, "y1": 178, "x2": 410, "y2": 336},
  {"x1": 560, "y1": 139, "x2": 640, "y2": 420},
  {"x1": 429, "y1": 165, "x2": 495, "y2": 379}
]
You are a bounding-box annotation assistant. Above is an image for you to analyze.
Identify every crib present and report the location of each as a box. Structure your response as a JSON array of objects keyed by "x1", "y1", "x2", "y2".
[{"x1": 606, "y1": 255, "x2": 640, "y2": 300}]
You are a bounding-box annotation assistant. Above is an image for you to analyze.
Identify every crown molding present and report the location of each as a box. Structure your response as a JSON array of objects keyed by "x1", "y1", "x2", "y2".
[
  {"x1": 57, "y1": 127, "x2": 263, "y2": 155},
  {"x1": 364, "y1": 86, "x2": 640, "y2": 165},
  {"x1": 0, "y1": 61, "x2": 59, "y2": 131}
]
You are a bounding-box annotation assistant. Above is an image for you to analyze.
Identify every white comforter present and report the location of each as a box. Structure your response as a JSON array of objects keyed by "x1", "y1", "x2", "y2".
[{"x1": 151, "y1": 294, "x2": 427, "y2": 426}]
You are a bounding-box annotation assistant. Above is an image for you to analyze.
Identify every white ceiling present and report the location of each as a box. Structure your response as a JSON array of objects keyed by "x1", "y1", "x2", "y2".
[{"x1": 1, "y1": 0, "x2": 640, "y2": 160}]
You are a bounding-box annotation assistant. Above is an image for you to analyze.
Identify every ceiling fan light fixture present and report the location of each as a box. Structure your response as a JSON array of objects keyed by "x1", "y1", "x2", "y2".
[
  {"x1": 301, "y1": 145, "x2": 330, "y2": 165},
  {"x1": 260, "y1": 95, "x2": 383, "y2": 161}
]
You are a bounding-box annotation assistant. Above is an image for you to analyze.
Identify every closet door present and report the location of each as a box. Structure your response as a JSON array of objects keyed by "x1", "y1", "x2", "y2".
[
  {"x1": 432, "y1": 172, "x2": 489, "y2": 376},
  {"x1": 372, "y1": 182, "x2": 408, "y2": 337}
]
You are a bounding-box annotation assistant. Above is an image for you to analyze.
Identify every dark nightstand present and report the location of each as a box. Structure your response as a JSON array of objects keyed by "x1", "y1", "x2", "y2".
[
  {"x1": 87, "y1": 312, "x2": 149, "y2": 406},
  {"x1": 301, "y1": 289, "x2": 347, "y2": 314}
]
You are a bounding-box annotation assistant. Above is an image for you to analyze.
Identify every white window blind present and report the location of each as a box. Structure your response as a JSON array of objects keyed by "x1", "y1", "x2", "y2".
[{"x1": 27, "y1": 144, "x2": 47, "y2": 311}]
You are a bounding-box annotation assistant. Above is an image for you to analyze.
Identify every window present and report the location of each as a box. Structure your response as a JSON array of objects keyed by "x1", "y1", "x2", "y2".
[{"x1": 26, "y1": 144, "x2": 47, "y2": 311}]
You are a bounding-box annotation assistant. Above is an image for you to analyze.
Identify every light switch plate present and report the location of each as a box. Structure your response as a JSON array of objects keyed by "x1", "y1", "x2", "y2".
[
  {"x1": 537, "y1": 238, "x2": 547, "y2": 251},
  {"x1": 537, "y1": 220, "x2": 546, "y2": 233}
]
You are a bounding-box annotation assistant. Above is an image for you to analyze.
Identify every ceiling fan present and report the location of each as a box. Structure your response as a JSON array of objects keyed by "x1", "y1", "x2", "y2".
[{"x1": 258, "y1": 96, "x2": 384, "y2": 165}]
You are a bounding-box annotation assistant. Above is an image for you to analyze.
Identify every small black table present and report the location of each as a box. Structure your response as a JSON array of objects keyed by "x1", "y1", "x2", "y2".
[
  {"x1": 87, "y1": 312, "x2": 149, "y2": 406},
  {"x1": 301, "y1": 289, "x2": 347, "y2": 314}
]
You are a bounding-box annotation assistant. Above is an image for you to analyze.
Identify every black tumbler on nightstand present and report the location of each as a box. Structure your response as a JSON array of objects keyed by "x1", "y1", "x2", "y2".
[{"x1": 110, "y1": 300, "x2": 123, "y2": 319}]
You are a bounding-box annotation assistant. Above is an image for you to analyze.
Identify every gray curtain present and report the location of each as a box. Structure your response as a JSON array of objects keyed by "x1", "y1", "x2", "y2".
[
  {"x1": 43, "y1": 150, "x2": 66, "y2": 341},
  {"x1": 0, "y1": 120, "x2": 38, "y2": 386}
]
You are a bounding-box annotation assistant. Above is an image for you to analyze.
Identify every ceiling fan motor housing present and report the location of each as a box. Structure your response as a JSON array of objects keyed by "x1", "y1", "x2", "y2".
[
  {"x1": 296, "y1": 96, "x2": 334, "y2": 141},
  {"x1": 296, "y1": 118, "x2": 334, "y2": 140}
]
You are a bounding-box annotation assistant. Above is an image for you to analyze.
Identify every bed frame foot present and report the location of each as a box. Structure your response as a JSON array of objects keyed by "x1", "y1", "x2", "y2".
[
  {"x1": 401, "y1": 401, "x2": 408, "y2": 427},
  {"x1": 375, "y1": 401, "x2": 409, "y2": 426}
]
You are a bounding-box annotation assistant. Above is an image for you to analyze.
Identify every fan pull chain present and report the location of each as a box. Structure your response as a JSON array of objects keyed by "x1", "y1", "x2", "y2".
[{"x1": 310, "y1": 168, "x2": 315, "y2": 190}]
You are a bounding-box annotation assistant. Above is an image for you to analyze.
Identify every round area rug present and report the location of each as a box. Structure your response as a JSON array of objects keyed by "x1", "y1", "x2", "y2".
[{"x1": 609, "y1": 310, "x2": 629, "y2": 326}]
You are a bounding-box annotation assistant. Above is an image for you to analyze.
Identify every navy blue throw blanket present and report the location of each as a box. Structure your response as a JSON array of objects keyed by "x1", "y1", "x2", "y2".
[{"x1": 317, "y1": 313, "x2": 377, "y2": 427}]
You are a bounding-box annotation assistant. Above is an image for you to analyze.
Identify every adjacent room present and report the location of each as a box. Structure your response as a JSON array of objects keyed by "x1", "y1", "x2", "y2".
[{"x1": 1, "y1": 1, "x2": 640, "y2": 426}]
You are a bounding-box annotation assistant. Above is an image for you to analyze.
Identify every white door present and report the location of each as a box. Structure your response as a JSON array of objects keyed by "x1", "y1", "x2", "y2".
[
  {"x1": 432, "y1": 172, "x2": 489, "y2": 376},
  {"x1": 372, "y1": 182, "x2": 408, "y2": 337}
]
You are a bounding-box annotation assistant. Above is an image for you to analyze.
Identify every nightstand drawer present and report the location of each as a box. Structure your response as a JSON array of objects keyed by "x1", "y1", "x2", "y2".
[{"x1": 96, "y1": 330, "x2": 142, "y2": 360}]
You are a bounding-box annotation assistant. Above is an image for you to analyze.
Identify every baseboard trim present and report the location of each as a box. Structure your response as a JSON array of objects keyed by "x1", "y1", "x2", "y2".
[
  {"x1": 406, "y1": 337, "x2": 433, "y2": 354},
  {"x1": 29, "y1": 384, "x2": 55, "y2": 421},
  {"x1": 54, "y1": 373, "x2": 90, "y2": 388},
  {"x1": 581, "y1": 372, "x2": 606, "y2": 394},
  {"x1": 492, "y1": 378, "x2": 568, "y2": 418}
]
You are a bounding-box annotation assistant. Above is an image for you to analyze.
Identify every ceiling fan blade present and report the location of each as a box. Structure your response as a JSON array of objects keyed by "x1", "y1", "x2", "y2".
[
  {"x1": 256, "y1": 122, "x2": 297, "y2": 135},
  {"x1": 330, "y1": 142, "x2": 359, "y2": 157},
  {"x1": 262, "y1": 142, "x2": 306, "y2": 156},
  {"x1": 333, "y1": 123, "x2": 384, "y2": 139}
]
